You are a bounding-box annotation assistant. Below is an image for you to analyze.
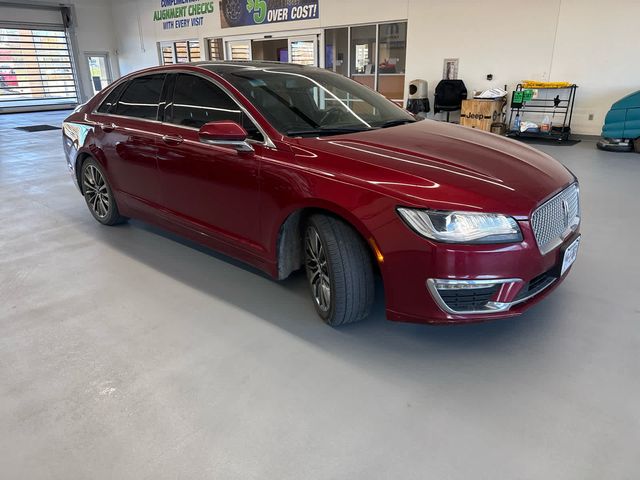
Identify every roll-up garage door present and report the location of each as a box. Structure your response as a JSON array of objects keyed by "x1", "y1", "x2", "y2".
[{"x1": 0, "y1": 4, "x2": 78, "y2": 112}]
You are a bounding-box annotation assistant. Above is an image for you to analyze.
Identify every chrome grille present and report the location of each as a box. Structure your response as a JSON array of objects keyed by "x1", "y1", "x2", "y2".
[{"x1": 531, "y1": 183, "x2": 580, "y2": 254}]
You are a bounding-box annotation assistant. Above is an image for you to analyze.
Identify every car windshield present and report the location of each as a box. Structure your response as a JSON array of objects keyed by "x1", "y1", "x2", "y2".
[{"x1": 223, "y1": 67, "x2": 415, "y2": 137}]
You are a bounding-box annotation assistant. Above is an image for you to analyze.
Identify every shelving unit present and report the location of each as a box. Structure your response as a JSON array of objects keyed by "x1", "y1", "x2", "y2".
[{"x1": 507, "y1": 84, "x2": 578, "y2": 142}]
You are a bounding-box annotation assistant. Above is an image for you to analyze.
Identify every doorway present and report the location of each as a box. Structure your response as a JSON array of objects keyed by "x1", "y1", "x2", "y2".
[
  {"x1": 85, "y1": 53, "x2": 112, "y2": 95},
  {"x1": 252, "y1": 39, "x2": 288, "y2": 63}
]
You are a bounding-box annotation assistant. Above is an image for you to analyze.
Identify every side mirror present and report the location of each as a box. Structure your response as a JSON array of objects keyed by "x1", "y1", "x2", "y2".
[{"x1": 198, "y1": 121, "x2": 254, "y2": 153}]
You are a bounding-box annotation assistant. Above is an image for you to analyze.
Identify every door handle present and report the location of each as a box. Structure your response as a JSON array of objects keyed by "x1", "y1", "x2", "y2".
[
  {"x1": 100, "y1": 122, "x2": 116, "y2": 133},
  {"x1": 161, "y1": 134, "x2": 183, "y2": 145}
]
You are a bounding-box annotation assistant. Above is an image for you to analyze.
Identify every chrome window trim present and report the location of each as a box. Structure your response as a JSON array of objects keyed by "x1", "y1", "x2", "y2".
[{"x1": 93, "y1": 68, "x2": 275, "y2": 149}]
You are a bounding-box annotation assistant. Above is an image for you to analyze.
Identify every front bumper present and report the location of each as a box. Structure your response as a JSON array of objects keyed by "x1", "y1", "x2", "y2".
[{"x1": 378, "y1": 219, "x2": 580, "y2": 324}]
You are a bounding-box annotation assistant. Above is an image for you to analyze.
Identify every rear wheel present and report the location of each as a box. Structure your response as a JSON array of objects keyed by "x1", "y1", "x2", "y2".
[
  {"x1": 304, "y1": 215, "x2": 375, "y2": 326},
  {"x1": 81, "y1": 158, "x2": 127, "y2": 225}
]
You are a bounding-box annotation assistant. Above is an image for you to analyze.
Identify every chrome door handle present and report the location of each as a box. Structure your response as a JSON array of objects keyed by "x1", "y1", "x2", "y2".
[
  {"x1": 100, "y1": 122, "x2": 116, "y2": 132},
  {"x1": 162, "y1": 134, "x2": 183, "y2": 145}
]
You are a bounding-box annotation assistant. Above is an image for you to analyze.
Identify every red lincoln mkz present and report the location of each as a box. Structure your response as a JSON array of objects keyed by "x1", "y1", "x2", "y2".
[{"x1": 63, "y1": 62, "x2": 581, "y2": 326}]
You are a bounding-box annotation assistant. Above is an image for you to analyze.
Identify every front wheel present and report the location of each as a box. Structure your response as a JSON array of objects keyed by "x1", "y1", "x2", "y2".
[
  {"x1": 81, "y1": 158, "x2": 127, "y2": 225},
  {"x1": 304, "y1": 215, "x2": 375, "y2": 326}
]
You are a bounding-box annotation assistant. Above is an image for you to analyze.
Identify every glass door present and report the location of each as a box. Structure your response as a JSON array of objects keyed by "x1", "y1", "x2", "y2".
[
  {"x1": 226, "y1": 40, "x2": 252, "y2": 61},
  {"x1": 86, "y1": 53, "x2": 112, "y2": 95},
  {"x1": 288, "y1": 36, "x2": 317, "y2": 66}
]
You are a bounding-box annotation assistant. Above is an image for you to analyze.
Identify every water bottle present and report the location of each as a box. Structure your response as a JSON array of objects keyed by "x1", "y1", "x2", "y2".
[{"x1": 514, "y1": 112, "x2": 521, "y2": 132}]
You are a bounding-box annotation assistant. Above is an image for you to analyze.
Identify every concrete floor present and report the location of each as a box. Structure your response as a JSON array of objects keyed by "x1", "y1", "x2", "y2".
[{"x1": 1, "y1": 110, "x2": 639, "y2": 480}]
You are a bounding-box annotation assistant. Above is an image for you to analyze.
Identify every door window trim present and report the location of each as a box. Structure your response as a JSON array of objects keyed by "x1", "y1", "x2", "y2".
[
  {"x1": 162, "y1": 69, "x2": 275, "y2": 148},
  {"x1": 92, "y1": 69, "x2": 274, "y2": 149}
]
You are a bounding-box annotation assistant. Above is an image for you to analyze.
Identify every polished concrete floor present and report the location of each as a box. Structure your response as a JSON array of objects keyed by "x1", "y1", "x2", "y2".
[{"x1": 1, "y1": 110, "x2": 639, "y2": 479}]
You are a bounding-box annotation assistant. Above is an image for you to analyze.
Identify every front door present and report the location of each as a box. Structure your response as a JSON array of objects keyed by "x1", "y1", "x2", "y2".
[
  {"x1": 156, "y1": 72, "x2": 263, "y2": 250},
  {"x1": 86, "y1": 53, "x2": 113, "y2": 95}
]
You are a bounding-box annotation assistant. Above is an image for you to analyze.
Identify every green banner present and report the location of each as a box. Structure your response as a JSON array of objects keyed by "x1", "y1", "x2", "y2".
[{"x1": 153, "y1": 1, "x2": 215, "y2": 30}]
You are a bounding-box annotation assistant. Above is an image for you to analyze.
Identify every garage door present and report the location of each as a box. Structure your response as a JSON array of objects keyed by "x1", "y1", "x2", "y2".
[{"x1": 0, "y1": 26, "x2": 78, "y2": 111}]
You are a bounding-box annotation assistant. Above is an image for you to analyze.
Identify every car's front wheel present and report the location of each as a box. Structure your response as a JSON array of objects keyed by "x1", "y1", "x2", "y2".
[
  {"x1": 81, "y1": 158, "x2": 127, "y2": 226},
  {"x1": 304, "y1": 215, "x2": 375, "y2": 326}
]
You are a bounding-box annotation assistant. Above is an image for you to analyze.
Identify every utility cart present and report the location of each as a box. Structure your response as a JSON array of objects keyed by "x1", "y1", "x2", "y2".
[{"x1": 507, "y1": 83, "x2": 578, "y2": 142}]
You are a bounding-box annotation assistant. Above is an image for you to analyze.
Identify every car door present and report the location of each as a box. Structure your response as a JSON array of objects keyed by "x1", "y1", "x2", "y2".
[
  {"x1": 156, "y1": 72, "x2": 264, "y2": 252},
  {"x1": 96, "y1": 73, "x2": 166, "y2": 213}
]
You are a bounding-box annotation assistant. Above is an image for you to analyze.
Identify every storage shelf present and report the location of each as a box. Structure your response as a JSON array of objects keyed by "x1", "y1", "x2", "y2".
[{"x1": 507, "y1": 83, "x2": 578, "y2": 141}]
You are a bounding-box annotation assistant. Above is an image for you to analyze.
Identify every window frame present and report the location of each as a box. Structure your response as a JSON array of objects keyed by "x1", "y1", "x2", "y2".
[
  {"x1": 162, "y1": 70, "x2": 274, "y2": 148},
  {"x1": 112, "y1": 73, "x2": 167, "y2": 121},
  {"x1": 92, "y1": 74, "x2": 166, "y2": 125},
  {"x1": 94, "y1": 80, "x2": 129, "y2": 114},
  {"x1": 92, "y1": 69, "x2": 275, "y2": 148},
  {"x1": 158, "y1": 39, "x2": 201, "y2": 65},
  {"x1": 206, "y1": 38, "x2": 224, "y2": 61},
  {"x1": 323, "y1": 20, "x2": 407, "y2": 101}
]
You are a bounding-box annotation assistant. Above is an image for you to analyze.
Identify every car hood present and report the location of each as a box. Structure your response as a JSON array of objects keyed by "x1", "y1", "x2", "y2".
[{"x1": 291, "y1": 120, "x2": 575, "y2": 218}]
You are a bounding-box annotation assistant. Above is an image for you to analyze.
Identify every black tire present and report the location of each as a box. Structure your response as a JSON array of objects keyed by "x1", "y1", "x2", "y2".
[
  {"x1": 80, "y1": 158, "x2": 127, "y2": 226},
  {"x1": 304, "y1": 214, "x2": 375, "y2": 326}
]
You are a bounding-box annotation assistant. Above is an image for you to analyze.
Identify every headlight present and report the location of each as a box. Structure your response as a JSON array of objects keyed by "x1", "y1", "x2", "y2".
[{"x1": 397, "y1": 208, "x2": 523, "y2": 243}]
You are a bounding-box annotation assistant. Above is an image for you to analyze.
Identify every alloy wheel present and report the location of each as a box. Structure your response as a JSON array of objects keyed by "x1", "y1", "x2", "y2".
[
  {"x1": 305, "y1": 226, "x2": 331, "y2": 312},
  {"x1": 83, "y1": 164, "x2": 110, "y2": 219}
]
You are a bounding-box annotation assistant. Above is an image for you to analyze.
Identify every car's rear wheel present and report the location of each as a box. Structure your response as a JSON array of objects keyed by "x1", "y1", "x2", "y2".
[
  {"x1": 304, "y1": 214, "x2": 375, "y2": 326},
  {"x1": 81, "y1": 158, "x2": 127, "y2": 226}
]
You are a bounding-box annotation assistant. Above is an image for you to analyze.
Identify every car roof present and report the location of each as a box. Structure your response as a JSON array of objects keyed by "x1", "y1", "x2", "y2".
[{"x1": 185, "y1": 61, "x2": 316, "y2": 75}]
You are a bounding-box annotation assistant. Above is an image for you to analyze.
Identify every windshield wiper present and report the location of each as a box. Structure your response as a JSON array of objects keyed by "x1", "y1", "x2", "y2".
[
  {"x1": 286, "y1": 126, "x2": 373, "y2": 137},
  {"x1": 378, "y1": 119, "x2": 417, "y2": 129}
]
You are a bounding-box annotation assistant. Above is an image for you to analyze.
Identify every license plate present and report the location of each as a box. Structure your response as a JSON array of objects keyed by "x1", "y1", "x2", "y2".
[{"x1": 560, "y1": 236, "x2": 580, "y2": 276}]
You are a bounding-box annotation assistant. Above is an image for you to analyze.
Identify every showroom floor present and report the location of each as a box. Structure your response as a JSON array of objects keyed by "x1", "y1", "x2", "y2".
[{"x1": 1, "y1": 110, "x2": 639, "y2": 480}]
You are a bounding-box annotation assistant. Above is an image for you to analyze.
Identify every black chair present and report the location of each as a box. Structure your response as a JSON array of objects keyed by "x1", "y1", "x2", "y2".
[{"x1": 434, "y1": 79, "x2": 467, "y2": 122}]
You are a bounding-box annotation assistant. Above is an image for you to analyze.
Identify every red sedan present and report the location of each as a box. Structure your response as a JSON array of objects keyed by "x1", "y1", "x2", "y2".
[{"x1": 62, "y1": 62, "x2": 581, "y2": 325}]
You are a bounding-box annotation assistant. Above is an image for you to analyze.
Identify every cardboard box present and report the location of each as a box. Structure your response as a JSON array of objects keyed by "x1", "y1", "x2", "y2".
[{"x1": 460, "y1": 99, "x2": 505, "y2": 132}]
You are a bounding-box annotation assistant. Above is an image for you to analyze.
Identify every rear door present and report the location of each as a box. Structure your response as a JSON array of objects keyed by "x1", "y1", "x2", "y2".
[
  {"x1": 156, "y1": 72, "x2": 264, "y2": 251},
  {"x1": 98, "y1": 73, "x2": 166, "y2": 213}
]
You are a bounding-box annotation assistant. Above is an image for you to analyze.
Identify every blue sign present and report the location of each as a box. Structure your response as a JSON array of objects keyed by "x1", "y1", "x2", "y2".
[{"x1": 220, "y1": 0, "x2": 319, "y2": 28}]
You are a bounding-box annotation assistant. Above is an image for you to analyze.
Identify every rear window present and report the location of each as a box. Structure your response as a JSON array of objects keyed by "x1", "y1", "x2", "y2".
[
  {"x1": 96, "y1": 81, "x2": 128, "y2": 113},
  {"x1": 114, "y1": 74, "x2": 165, "y2": 120}
]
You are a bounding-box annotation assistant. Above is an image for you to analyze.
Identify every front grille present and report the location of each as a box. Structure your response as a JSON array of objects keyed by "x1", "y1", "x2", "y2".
[
  {"x1": 438, "y1": 285, "x2": 499, "y2": 312},
  {"x1": 531, "y1": 183, "x2": 580, "y2": 254}
]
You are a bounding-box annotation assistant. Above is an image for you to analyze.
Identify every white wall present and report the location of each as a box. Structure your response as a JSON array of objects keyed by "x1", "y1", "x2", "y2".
[
  {"x1": 70, "y1": 0, "x2": 121, "y2": 101},
  {"x1": 405, "y1": 0, "x2": 640, "y2": 135},
  {"x1": 109, "y1": 0, "x2": 639, "y2": 135},
  {"x1": 549, "y1": 0, "x2": 640, "y2": 134}
]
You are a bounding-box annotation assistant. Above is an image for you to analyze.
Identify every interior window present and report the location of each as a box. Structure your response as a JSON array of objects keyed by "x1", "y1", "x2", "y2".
[
  {"x1": 170, "y1": 73, "x2": 264, "y2": 141},
  {"x1": 114, "y1": 74, "x2": 165, "y2": 120},
  {"x1": 96, "y1": 81, "x2": 128, "y2": 114}
]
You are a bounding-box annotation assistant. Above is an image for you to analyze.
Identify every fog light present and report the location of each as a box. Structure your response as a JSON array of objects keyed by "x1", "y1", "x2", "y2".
[{"x1": 427, "y1": 278, "x2": 521, "y2": 314}]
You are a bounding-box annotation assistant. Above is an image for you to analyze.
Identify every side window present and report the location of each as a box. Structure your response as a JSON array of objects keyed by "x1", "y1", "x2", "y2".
[
  {"x1": 96, "y1": 81, "x2": 127, "y2": 113},
  {"x1": 114, "y1": 74, "x2": 165, "y2": 120},
  {"x1": 170, "y1": 73, "x2": 264, "y2": 141}
]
